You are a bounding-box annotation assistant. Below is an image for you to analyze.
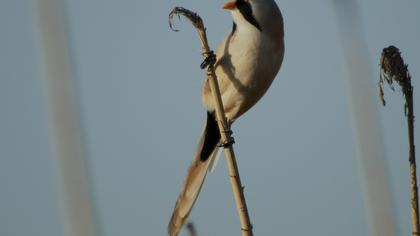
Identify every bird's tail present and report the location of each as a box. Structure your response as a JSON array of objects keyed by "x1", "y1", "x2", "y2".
[{"x1": 168, "y1": 112, "x2": 220, "y2": 236}]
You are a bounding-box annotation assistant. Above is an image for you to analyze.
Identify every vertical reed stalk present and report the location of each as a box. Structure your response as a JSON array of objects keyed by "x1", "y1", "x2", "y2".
[
  {"x1": 169, "y1": 7, "x2": 254, "y2": 236},
  {"x1": 379, "y1": 45, "x2": 419, "y2": 236}
]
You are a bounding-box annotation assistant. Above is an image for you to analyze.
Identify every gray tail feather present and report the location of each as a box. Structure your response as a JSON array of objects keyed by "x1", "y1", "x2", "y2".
[{"x1": 168, "y1": 112, "x2": 220, "y2": 236}]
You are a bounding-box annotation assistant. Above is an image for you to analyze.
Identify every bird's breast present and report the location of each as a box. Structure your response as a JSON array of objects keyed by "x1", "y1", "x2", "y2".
[{"x1": 202, "y1": 29, "x2": 284, "y2": 121}]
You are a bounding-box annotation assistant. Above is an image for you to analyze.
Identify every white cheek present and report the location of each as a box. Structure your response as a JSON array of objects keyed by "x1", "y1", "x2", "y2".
[{"x1": 231, "y1": 10, "x2": 246, "y2": 25}]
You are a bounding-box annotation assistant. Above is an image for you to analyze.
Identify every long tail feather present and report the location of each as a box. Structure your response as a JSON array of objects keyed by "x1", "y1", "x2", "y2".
[{"x1": 168, "y1": 112, "x2": 220, "y2": 236}]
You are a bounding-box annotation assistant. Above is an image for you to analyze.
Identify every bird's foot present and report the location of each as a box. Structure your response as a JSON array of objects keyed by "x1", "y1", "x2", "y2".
[
  {"x1": 200, "y1": 51, "x2": 216, "y2": 69},
  {"x1": 219, "y1": 136, "x2": 235, "y2": 148}
]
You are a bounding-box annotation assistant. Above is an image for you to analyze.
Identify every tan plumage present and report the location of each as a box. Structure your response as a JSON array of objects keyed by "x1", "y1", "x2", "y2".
[{"x1": 169, "y1": 0, "x2": 284, "y2": 235}]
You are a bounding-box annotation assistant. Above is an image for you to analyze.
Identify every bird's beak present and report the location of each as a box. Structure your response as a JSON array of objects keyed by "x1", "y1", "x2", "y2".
[{"x1": 223, "y1": 1, "x2": 236, "y2": 10}]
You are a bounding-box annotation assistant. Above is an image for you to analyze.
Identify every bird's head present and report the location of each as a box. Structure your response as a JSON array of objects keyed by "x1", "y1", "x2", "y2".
[{"x1": 222, "y1": 0, "x2": 282, "y2": 33}]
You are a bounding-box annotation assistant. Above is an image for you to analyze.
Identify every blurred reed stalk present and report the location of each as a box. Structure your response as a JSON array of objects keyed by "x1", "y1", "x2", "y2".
[
  {"x1": 169, "y1": 7, "x2": 254, "y2": 236},
  {"x1": 35, "y1": 0, "x2": 97, "y2": 235},
  {"x1": 186, "y1": 222, "x2": 198, "y2": 236},
  {"x1": 332, "y1": 1, "x2": 396, "y2": 236},
  {"x1": 378, "y1": 45, "x2": 419, "y2": 236}
]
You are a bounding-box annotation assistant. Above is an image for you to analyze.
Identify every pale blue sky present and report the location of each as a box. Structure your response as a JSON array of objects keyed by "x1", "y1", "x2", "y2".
[{"x1": 1, "y1": 0, "x2": 420, "y2": 235}]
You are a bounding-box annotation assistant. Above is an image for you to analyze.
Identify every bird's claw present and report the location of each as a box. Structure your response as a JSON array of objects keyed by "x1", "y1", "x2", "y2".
[
  {"x1": 219, "y1": 137, "x2": 235, "y2": 148},
  {"x1": 200, "y1": 51, "x2": 216, "y2": 69}
]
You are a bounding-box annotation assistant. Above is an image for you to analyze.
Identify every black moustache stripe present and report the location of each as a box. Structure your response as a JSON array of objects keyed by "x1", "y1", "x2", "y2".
[{"x1": 236, "y1": 0, "x2": 262, "y2": 31}]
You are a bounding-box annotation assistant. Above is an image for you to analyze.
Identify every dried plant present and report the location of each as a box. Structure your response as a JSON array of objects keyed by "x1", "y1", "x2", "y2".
[
  {"x1": 168, "y1": 7, "x2": 254, "y2": 236},
  {"x1": 379, "y1": 45, "x2": 418, "y2": 236}
]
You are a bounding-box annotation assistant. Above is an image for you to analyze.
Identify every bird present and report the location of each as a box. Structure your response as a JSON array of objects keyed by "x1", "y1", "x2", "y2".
[{"x1": 168, "y1": 0, "x2": 284, "y2": 235}]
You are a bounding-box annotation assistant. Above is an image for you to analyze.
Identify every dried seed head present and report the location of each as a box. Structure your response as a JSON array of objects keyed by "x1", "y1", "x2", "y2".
[
  {"x1": 380, "y1": 46, "x2": 409, "y2": 86},
  {"x1": 378, "y1": 45, "x2": 412, "y2": 112}
]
